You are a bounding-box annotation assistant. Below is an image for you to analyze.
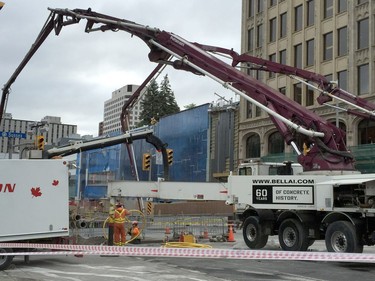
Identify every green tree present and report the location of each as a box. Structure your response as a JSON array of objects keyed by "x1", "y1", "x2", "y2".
[
  {"x1": 139, "y1": 74, "x2": 180, "y2": 126},
  {"x1": 159, "y1": 74, "x2": 180, "y2": 116},
  {"x1": 184, "y1": 103, "x2": 197, "y2": 110},
  {"x1": 139, "y1": 79, "x2": 160, "y2": 126}
]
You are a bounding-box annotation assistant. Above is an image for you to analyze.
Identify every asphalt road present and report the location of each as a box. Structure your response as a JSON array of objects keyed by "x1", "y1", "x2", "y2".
[
  {"x1": 1, "y1": 253, "x2": 375, "y2": 281},
  {"x1": 1, "y1": 234, "x2": 375, "y2": 281}
]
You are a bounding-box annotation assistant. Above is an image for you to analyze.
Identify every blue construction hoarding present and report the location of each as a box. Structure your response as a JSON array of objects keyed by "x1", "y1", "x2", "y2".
[
  {"x1": 153, "y1": 104, "x2": 209, "y2": 182},
  {"x1": 74, "y1": 104, "x2": 210, "y2": 199}
]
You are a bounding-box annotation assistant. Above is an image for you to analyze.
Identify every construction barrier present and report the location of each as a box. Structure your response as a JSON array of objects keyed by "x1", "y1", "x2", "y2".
[
  {"x1": 69, "y1": 215, "x2": 230, "y2": 243},
  {"x1": 154, "y1": 215, "x2": 227, "y2": 240},
  {"x1": 1, "y1": 243, "x2": 375, "y2": 263}
]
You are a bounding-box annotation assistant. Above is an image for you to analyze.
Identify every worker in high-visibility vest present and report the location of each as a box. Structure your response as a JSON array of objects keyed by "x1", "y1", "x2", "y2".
[
  {"x1": 113, "y1": 202, "x2": 130, "y2": 246},
  {"x1": 128, "y1": 221, "x2": 141, "y2": 244}
]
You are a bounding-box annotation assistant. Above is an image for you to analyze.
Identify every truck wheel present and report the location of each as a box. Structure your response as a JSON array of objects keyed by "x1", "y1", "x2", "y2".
[
  {"x1": 0, "y1": 248, "x2": 14, "y2": 270},
  {"x1": 325, "y1": 221, "x2": 363, "y2": 253},
  {"x1": 242, "y1": 216, "x2": 268, "y2": 249},
  {"x1": 278, "y1": 218, "x2": 309, "y2": 251}
]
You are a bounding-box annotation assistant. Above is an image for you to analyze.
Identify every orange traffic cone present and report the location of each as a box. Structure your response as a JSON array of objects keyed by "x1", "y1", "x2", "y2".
[
  {"x1": 227, "y1": 224, "x2": 235, "y2": 242},
  {"x1": 165, "y1": 226, "x2": 171, "y2": 234},
  {"x1": 203, "y1": 228, "x2": 209, "y2": 239}
]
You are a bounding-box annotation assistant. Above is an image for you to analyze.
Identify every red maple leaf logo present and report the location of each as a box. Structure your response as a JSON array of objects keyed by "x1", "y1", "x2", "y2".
[
  {"x1": 31, "y1": 187, "x2": 42, "y2": 197},
  {"x1": 52, "y1": 180, "x2": 59, "y2": 186}
]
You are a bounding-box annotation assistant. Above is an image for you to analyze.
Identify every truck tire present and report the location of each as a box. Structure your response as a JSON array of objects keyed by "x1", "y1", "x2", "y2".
[
  {"x1": 242, "y1": 216, "x2": 268, "y2": 249},
  {"x1": 325, "y1": 221, "x2": 363, "y2": 253},
  {"x1": 278, "y1": 218, "x2": 309, "y2": 251},
  {"x1": 0, "y1": 248, "x2": 14, "y2": 270}
]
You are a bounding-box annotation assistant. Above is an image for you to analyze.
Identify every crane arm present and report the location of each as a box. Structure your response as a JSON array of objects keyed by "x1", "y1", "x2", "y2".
[
  {"x1": 233, "y1": 53, "x2": 375, "y2": 121},
  {"x1": 1, "y1": 12, "x2": 55, "y2": 121},
  {"x1": 5, "y1": 7, "x2": 375, "y2": 172}
]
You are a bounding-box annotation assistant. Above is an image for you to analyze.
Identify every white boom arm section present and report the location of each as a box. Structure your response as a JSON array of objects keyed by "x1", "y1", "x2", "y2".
[{"x1": 108, "y1": 179, "x2": 228, "y2": 201}]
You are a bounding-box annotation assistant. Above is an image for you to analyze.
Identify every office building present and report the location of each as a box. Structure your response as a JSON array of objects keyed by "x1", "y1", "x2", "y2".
[
  {"x1": 239, "y1": 0, "x2": 374, "y2": 162},
  {"x1": 0, "y1": 114, "x2": 77, "y2": 156},
  {"x1": 103, "y1": 84, "x2": 145, "y2": 135}
]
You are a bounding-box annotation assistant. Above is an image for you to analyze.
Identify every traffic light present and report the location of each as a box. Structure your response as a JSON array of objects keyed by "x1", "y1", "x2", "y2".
[
  {"x1": 142, "y1": 153, "x2": 151, "y2": 171},
  {"x1": 36, "y1": 135, "x2": 45, "y2": 150},
  {"x1": 166, "y1": 149, "x2": 173, "y2": 166}
]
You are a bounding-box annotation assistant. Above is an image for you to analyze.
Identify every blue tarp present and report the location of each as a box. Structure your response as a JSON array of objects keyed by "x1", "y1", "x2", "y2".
[
  {"x1": 83, "y1": 185, "x2": 107, "y2": 199},
  {"x1": 75, "y1": 104, "x2": 210, "y2": 198}
]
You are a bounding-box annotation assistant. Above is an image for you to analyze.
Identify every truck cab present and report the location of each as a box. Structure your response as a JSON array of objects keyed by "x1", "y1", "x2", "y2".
[{"x1": 238, "y1": 161, "x2": 303, "y2": 176}]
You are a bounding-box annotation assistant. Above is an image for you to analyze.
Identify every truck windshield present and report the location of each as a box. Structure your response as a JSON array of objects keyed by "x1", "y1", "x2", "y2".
[{"x1": 238, "y1": 167, "x2": 252, "y2": 175}]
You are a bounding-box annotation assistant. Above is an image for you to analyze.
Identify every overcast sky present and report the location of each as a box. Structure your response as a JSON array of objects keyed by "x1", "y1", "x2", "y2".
[{"x1": 0, "y1": 1, "x2": 241, "y2": 136}]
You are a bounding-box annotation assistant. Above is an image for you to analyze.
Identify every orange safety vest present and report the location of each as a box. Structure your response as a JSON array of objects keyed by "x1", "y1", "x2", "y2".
[
  {"x1": 114, "y1": 208, "x2": 126, "y2": 224},
  {"x1": 131, "y1": 226, "x2": 140, "y2": 238}
]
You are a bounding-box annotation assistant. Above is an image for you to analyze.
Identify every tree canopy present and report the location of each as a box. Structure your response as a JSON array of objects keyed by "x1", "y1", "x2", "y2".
[{"x1": 139, "y1": 74, "x2": 180, "y2": 126}]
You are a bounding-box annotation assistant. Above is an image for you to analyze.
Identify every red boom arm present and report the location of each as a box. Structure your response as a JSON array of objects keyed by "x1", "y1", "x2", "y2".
[{"x1": 4, "y1": 8, "x2": 375, "y2": 173}]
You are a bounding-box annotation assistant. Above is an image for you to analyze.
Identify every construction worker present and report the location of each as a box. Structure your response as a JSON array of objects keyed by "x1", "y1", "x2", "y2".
[
  {"x1": 128, "y1": 221, "x2": 141, "y2": 244},
  {"x1": 113, "y1": 202, "x2": 130, "y2": 246}
]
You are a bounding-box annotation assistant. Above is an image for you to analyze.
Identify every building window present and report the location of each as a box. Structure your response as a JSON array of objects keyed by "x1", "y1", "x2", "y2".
[
  {"x1": 127, "y1": 85, "x2": 133, "y2": 92},
  {"x1": 279, "y1": 49, "x2": 286, "y2": 65},
  {"x1": 269, "y1": 18, "x2": 277, "y2": 42},
  {"x1": 255, "y1": 106, "x2": 262, "y2": 117},
  {"x1": 338, "y1": 0, "x2": 347, "y2": 13},
  {"x1": 358, "y1": 64, "x2": 369, "y2": 95},
  {"x1": 306, "y1": 0, "x2": 315, "y2": 26},
  {"x1": 246, "y1": 101, "x2": 252, "y2": 118},
  {"x1": 279, "y1": 87, "x2": 286, "y2": 95},
  {"x1": 269, "y1": 0, "x2": 277, "y2": 7},
  {"x1": 295, "y1": 5, "x2": 303, "y2": 32},
  {"x1": 248, "y1": 0, "x2": 255, "y2": 17},
  {"x1": 256, "y1": 24, "x2": 263, "y2": 47},
  {"x1": 325, "y1": 74, "x2": 333, "y2": 82},
  {"x1": 357, "y1": 18, "x2": 369, "y2": 50},
  {"x1": 246, "y1": 134, "x2": 261, "y2": 158},
  {"x1": 294, "y1": 43, "x2": 302, "y2": 68},
  {"x1": 306, "y1": 39, "x2": 315, "y2": 67},
  {"x1": 337, "y1": 70, "x2": 348, "y2": 91},
  {"x1": 269, "y1": 53, "x2": 276, "y2": 78},
  {"x1": 338, "y1": 26, "x2": 348, "y2": 56},
  {"x1": 293, "y1": 83, "x2": 302, "y2": 104},
  {"x1": 359, "y1": 119, "x2": 375, "y2": 145},
  {"x1": 256, "y1": 69, "x2": 263, "y2": 81},
  {"x1": 257, "y1": 0, "x2": 264, "y2": 13},
  {"x1": 306, "y1": 85, "x2": 314, "y2": 106},
  {"x1": 323, "y1": 32, "x2": 333, "y2": 61},
  {"x1": 280, "y1": 12, "x2": 287, "y2": 38},
  {"x1": 268, "y1": 131, "x2": 284, "y2": 154},
  {"x1": 324, "y1": 0, "x2": 333, "y2": 19},
  {"x1": 247, "y1": 28, "x2": 254, "y2": 51}
]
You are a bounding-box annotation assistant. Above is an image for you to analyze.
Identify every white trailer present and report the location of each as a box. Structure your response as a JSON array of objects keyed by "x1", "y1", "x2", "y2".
[
  {"x1": 0, "y1": 159, "x2": 69, "y2": 269},
  {"x1": 108, "y1": 170, "x2": 375, "y2": 253}
]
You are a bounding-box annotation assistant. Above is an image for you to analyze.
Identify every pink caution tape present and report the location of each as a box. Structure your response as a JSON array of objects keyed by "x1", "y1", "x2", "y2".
[{"x1": 0, "y1": 243, "x2": 375, "y2": 263}]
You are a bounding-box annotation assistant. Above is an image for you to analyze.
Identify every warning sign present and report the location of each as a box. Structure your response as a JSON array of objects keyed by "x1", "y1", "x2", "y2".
[{"x1": 252, "y1": 185, "x2": 314, "y2": 205}]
